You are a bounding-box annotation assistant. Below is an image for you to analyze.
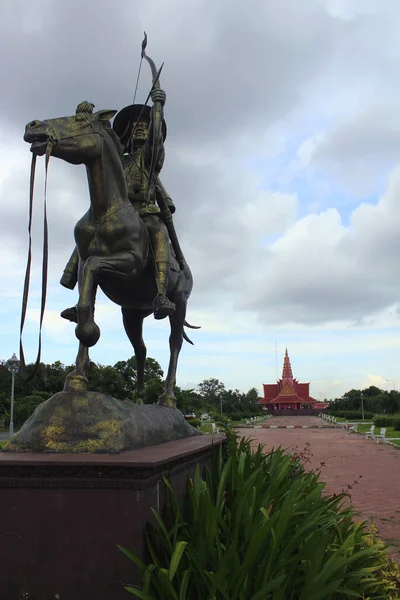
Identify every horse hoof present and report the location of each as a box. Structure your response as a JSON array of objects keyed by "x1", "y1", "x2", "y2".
[
  {"x1": 157, "y1": 392, "x2": 176, "y2": 408},
  {"x1": 75, "y1": 321, "x2": 101, "y2": 347},
  {"x1": 64, "y1": 373, "x2": 88, "y2": 392}
]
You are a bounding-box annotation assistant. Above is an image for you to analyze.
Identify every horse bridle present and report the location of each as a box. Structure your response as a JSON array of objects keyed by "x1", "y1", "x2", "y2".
[{"x1": 43, "y1": 112, "x2": 108, "y2": 145}]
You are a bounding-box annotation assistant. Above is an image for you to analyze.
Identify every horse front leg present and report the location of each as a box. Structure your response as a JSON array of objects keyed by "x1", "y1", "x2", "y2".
[
  {"x1": 158, "y1": 300, "x2": 186, "y2": 408},
  {"x1": 75, "y1": 255, "x2": 101, "y2": 348},
  {"x1": 75, "y1": 251, "x2": 136, "y2": 348},
  {"x1": 64, "y1": 342, "x2": 90, "y2": 392}
]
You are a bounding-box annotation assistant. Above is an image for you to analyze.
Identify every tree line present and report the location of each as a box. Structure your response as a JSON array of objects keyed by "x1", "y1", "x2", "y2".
[
  {"x1": 328, "y1": 385, "x2": 400, "y2": 417},
  {"x1": 0, "y1": 358, "x2": 263, "y2": 429}
]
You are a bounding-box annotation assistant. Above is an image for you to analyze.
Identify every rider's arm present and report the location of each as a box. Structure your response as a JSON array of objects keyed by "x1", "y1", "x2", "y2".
[{"x1": 156, "y1": 177, "x2": 176, "y2": 214}]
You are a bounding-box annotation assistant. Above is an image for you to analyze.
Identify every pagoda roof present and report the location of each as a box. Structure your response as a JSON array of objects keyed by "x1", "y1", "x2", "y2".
[{"x1": 260, "y1": 348, "x2": 317, "y2": 405}]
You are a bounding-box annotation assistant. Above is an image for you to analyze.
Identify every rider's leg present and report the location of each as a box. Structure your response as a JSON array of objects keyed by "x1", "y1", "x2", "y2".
[
  {"x1": 60, "y1": 247, "x2": 80, "y2": 322},
  {"x1": 142, "y1": 214, "x2": 176, "y2": 320}
]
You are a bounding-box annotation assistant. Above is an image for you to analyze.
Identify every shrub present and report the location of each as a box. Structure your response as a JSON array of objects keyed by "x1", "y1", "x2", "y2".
[
  {"x1": 373, "y1": 415, "x2": 396, "y2": 427},
  {"x1": 209, "y1": 412, "x2": 232, "y2": 428},
  {"x1": 394, "y1": 416, "x2": 400, "y2": 431},
  {"x1": 229, "y1": 412, "x2": 244, "y2": 422},
  {"x1": 119, "y1": 431, "x2": 399, "y2": 599},
  {"x1": 11, "y1": 392, "x2": 52, "y2": 429},
  {"x1": 364, "y1": 524, "x2": 400, "y2": 599},
  {"x1": 329, "y1": 410, "x2": 374, "y2": 420},
  {"x1": 185, "y1": 418, "x2": 201, "y2": 429}
]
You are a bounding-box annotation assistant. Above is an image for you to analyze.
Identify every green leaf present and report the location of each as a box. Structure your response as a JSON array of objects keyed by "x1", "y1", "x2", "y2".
[
  {"x1": 150, "y1": 509, "x2": 173, "y2": 555},
  {"x1": 178, "y1": 569, "x2": 191, "y2": 600},
  {"x1": 124, "y1": 586, "x2": 155, "y2": 599},
  {"x1": 169, "y1": 541, "x2": 188, "y2": 581},
  {"x1": 117, "y1": 545, "x2": 145, "y2": 571}
]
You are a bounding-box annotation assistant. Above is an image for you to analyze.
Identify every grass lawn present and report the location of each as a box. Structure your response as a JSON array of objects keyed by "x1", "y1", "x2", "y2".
[
  {"x1": 354, "y1": 423, "x2": 400, "y2": 446},
  {"x1": 334, "y1": 417, "x2": 374, "y2": 424},
  {"x1": 199, "y1": 423, "x2": 213, "y2": 434}
]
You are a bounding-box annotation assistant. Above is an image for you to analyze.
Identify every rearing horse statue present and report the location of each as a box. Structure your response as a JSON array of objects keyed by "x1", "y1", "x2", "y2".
[{"x1": 23, "y1": 105, "x2": 194, "y2": 407}]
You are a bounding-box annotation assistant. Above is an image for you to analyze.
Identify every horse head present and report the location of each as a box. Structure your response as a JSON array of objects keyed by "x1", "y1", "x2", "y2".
[{"x1": 24, "y1": 102, "x2": 119, "y2": 165}]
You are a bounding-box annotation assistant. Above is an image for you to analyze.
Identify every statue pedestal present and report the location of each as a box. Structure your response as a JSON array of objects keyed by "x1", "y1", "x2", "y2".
[{"x1": 0, "y1": 435, "x2": 224, "y2": 600}]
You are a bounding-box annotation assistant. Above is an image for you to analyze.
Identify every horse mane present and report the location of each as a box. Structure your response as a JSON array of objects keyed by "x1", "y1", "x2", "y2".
[
  {"x1": 75, "y1": 101, "x2": 124, "y2": 156},
  {"x1": 104, "y1": 125, "x2": 124, "y2": 156}
]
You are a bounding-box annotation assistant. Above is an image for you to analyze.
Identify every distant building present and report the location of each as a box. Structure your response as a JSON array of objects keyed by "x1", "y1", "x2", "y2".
[{"x1": 259, "y1": 348, "x2": 329, "y2": 410}]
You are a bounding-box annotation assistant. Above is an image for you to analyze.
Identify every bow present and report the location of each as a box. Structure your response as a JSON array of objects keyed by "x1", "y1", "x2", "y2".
[
  {"x1": 141, "y1": 32, "x2": 164, "y2": 198},
  {"x1": 134, "y1": 34, "x2": 186, "y2": 270}
]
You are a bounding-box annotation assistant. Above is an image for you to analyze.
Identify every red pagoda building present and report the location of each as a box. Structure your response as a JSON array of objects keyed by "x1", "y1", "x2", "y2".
[{"x1": 259, "y1": 349, "x2": 328, "y2": 411}]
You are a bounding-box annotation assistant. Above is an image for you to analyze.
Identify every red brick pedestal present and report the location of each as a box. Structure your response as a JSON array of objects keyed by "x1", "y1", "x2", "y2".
[{"x1": 0, "y1": 435, "x2": 224, "y2": 600}]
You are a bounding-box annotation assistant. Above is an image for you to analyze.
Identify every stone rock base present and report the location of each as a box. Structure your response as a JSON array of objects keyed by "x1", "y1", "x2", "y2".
[{"x1": 3, "y1": 391, "x2": 200, "y2": 453}]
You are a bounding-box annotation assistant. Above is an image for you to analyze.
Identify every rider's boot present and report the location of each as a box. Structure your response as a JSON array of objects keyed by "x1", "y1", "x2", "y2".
[
  {"x1": 60, "y1": 247, "x2": 79, "y2": 322},
  {"x1": 61, "y1": 305, "x2": 78, "y2": 323},
  {"x1": 153, "y1": 261, "x2": 176, "y2": 320}
]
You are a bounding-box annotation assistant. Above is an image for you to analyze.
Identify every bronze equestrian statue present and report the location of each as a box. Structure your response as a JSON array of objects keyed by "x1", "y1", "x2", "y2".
[{"x1": 23, "y1": 47, "x2": 196, "y2": 408}]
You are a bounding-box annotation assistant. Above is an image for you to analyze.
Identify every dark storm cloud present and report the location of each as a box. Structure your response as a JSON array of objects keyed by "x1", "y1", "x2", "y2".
[{"x1": 1, "y1": 0, "x2": 337, "y2": 140}]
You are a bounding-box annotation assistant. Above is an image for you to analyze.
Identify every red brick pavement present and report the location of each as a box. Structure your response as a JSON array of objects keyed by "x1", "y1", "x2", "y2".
[{"x1": 237, "y1": 417, "x2": 400, "y2": 561}]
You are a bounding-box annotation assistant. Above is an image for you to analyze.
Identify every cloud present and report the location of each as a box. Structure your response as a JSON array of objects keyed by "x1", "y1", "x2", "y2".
[
  {"x1": 240, "y1": 164, "x2": 400, "y2": 325},
  {"x1": 27, "y1": 308, "x2": 72, "y2": 340},
  {"x1": 302, "y1": 104, "x2": 400, "y2": 194},
  {"x1": 365, "y1": 374, "x2": 391, "y2": 389}
]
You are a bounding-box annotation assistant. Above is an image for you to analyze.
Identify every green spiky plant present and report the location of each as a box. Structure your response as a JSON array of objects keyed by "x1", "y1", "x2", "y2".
[{"x1": 119, "y1": 429, "x2": 400, "y2": 599}]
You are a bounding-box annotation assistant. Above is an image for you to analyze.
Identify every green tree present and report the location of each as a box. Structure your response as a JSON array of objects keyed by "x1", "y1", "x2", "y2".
[
  {"x1": 220, "y1": 389, "x2": 242, "y2": 415},
  {"x1": 12, "y1": 392, "x2": 51, "y2": 429},
  {"x1": 114, "y1": 356, "x2": 164, "y2": 398},
  {"x1": 330, "y1": 386, "x2": 400, "y2": 416},
  {"x1": 42, "y1": 360, "x2": 74, "y2": 394},
  {"x1": 245, "y1": 387, "x2": 260, "y2": 404},
  {"x1": 87, "y1": 363, "x2": 126, "y2": 398},
  {"x1": 175, "y1": 387, "x2": 209, "y2": 415},
  {"x1": 144, "y1": 378, "x2": 164, "y2": 404},
  {"x1": 197, "y1": 378, "x2": 226, "y2": 408}
]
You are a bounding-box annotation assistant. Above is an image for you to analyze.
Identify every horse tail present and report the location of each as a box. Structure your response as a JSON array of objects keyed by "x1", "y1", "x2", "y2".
[
  {"x1": 183, "y1": 330, "x2": 194, "y2": 345},
  {"x1": 184, "y1": 320, "x2": 201, "y2": 329},
  {"x1": 183, "y1": 319, "x2": 201, "y2": 345}
]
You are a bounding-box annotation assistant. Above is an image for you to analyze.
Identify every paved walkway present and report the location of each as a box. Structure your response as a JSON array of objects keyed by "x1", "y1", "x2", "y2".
[
  {"x1": 249, "y1": 416, "x2": 335, "y2": 428},
  {"x1": 237, "y1": 417, "x2": 400, "y2": 561}
]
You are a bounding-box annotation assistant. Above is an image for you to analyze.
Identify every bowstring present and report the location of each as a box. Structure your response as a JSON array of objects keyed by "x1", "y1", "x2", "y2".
[{"x1": 120, "y1": 54, "x2": 144, "y2": 147}]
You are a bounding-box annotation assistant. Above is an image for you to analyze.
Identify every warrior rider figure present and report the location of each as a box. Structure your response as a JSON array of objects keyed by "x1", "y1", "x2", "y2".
[{"x1": 60, "y1": 86, "x2": 177, "y2": 321}]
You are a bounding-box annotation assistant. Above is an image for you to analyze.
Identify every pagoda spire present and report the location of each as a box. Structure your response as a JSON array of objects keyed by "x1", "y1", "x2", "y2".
[{"x1": 282, "y1": 347, "x2": 294, "y2": 380}]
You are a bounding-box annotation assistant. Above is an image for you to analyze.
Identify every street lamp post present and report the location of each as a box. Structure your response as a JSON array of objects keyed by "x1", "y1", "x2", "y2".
[
  {"x1": 386, "y1": 379, "x2": 396, "y2": 391},
  {"x1": 360, "y1": 391, "x2": 365, "y2": 421},
  {"x1": 6, "y1": 353, "x2": 20, "y2": 436}
]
